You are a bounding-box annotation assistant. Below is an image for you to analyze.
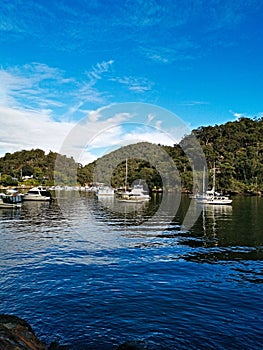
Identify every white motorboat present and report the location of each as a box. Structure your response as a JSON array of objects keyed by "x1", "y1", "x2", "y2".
[
  {"x1": 96, "y1": 186, "x2": 115, "y2": 196},
  {"x1": 23, "y1": 186, "x2": 52, "y2": 201}
]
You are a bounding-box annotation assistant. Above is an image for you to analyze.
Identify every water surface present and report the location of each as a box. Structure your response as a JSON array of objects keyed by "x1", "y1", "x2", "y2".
[{"x1": 0, "y1": 193, "x2": 262, "y2": 349}]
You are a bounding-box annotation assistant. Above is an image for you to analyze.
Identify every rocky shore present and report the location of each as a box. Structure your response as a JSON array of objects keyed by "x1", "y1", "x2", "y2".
[{"x1": 0, "y1": 314, "x2": 148, "y2": 350}]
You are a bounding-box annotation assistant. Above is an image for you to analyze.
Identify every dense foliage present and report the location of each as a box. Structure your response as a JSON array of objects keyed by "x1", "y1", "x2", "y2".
[
  {"x1": 0, "y1": 117, "x2": 263, "y2": 194},
  {"x1": 0, "y1": 149, "x2": 78, "y2": 187},
  {"x1": 192, "y1": 117, "x2": 263, "y2": 194}
]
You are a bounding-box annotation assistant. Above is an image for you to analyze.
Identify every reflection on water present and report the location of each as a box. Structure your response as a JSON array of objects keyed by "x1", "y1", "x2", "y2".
[
  {"x1": 0, "y1": 207, "x2": 21, "y2": 220},
  {"x1": 0, "y1": 193, "x2": 262, "y2": 349},
  {"x1": 199, "y1": 203, "x2": 233, "y2": 245},
  {"x1": 96, "y1": 195, "x2": 150, "y2": 221},
  {"x1": 176, "y1": 198, "x2": 263, "y2": 283}
]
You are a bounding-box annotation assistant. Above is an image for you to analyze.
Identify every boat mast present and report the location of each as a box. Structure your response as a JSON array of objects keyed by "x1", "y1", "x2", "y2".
[
  {"x1": 212, "y1": 162, "x2": 216, "y2": 193},
  {"x1": 125, "y1": 158, "x2": 128, "y2": 192},
  {"x1": 202, "y1": 166, "x2": 205, "y2": 195}
]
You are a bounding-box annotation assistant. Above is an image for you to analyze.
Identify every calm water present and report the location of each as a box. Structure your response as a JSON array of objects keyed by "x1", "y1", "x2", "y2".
[{"x1": 0, "y1": 193, "x2": 262, "y2": 349}]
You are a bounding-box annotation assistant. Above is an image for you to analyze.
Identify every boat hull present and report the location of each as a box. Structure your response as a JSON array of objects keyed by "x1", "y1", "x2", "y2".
[
  {"x1": 23, "y1": 196, "x2": 51, "y2": 201},
  {"x1": 23, "y1": 186, "x2": 52, "y2": 201},
  {"x1": 196, "y1": 198, "x2": 232, "y2": 205},
  {"x1": 117, "y1": 198, "x2": 147, "y2": 203},
  {"x1": 0, "y1": 195, "x2": 23, "y2": 208},
  {"x1": 0, "y1": 202, "x2": 22, "y2": 209}
]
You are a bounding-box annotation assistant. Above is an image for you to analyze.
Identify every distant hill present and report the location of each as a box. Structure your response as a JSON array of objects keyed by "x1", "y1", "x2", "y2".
[
  {"x1": 0, "y1": 149, "x2": 78, "y2": 187},
  {"x1": 1, "y1": 117, "x2": 263, "y2": 194}
]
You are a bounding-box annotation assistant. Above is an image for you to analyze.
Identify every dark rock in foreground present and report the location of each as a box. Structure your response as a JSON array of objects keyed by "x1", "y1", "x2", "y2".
[
  {"x1": 0, "y1": 314, "x2": 46, "y2": 350},
  {"x1": 0, "y1": 314, "x2": 150, "y2": 349}
]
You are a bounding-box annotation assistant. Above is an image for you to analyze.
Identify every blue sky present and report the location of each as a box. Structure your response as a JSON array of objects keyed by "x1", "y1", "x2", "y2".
[{"x1": 0, "y1": 0, "x2": 263, "y2": 164}]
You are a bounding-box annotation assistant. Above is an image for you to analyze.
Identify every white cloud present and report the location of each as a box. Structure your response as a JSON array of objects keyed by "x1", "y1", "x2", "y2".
[
  {"x1": 0, "y1": 105, "x2": 107, "y2": 165},
  {"x1": 88, "y1": 125, "x2": 123, "y2": 148},
  {"x1": 232, "y1": 111, "x2": 243, "y2": 119},
  {"x1": 58, "y1": 110, "x2": 133, "y2": 164},
  {"x1": 75, "y1": 123, "x2": 179, "y2": 165},
  {"x1": 123, "y1": 130, "x2": 174, "y2": 146},
  {"x1": 0, "y1": 106, "x2": 73, "y2": 155},
  {"x1": 88, "y1": 109, "x2": 101, "y2": 122},
  {"x1": 229, "y1": 110, "x2": 263, "y2": 120},
  {"x1": 0, "y1": 100, "x2": 189, "y2": 166}
]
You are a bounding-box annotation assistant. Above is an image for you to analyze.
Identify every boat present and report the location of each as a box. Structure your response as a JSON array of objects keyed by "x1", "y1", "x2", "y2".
[
  {"x1": 196, "y1": 192, "x2": 232, "y2": 205},
  {"x1": 96, "y1": 185, "x2": 115, "y2": 196},
  {"x1": 0, "y1": 191, "x2": 23, "y2": 208},
  {"x1": 129, "y1": 184, "x2": 150, "y2": 200},
  {"x1": 6, "y1": 188, "x2": 20, "y2": 194},
  {"x1": 23, "y1": 186, "x2": 52, "y2": 201},
  {"x1": 117, "y1": 185, "x2": 151, "y2": 203},
  {"x1": 117, "y1": 160, "x2": 151, "y2": 203},
  {"x1": 196, "y1": 166, "x2": 232, "y2": 205}
]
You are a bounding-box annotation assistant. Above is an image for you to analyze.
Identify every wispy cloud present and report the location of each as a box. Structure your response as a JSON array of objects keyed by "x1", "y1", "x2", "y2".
[
  {"x1": 86, "y1": 60, "x2": 114, "y2": 82},
  {"x1": 204, "y1": 1, "x2": 262, "y2": 31},
  {"x1": 1, "y1": 0, "x2": 262, "y2": 56},
  {"x1": 0, "y1": 63, "x2": 71, "y2": 110},
  {"x1": 179, "y1": 101, "x2": 210, "y2": 106},
  {"x1": 110, "y1": 76, "x2": 153, "y2": 93},
  {"x1": 0, "y1": 60, "x2": 117, "y2": 114},
  {"x1": 71, "y1": 60, "x2": 115, "y2": 105},
  {"x1": 120, "y1": 0, "x2": 167, "y2": 28},
  {"x1": 140, "y1": 39, "x2": 200, "y2": 64},
  {"x1": 76, "y1": 83, "x2": 107, "y2": 105}
]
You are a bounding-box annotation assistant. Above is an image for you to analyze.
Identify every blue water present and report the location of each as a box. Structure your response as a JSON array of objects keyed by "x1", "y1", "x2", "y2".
[{"x1": 0, "y1": 193, "x2": 262, "y2": 349}]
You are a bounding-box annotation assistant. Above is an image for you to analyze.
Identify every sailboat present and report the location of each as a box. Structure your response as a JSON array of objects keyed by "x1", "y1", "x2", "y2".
[
  {"x1": 196, "y1": 165, "x2": 232, "y2": 205},
  {"x1": 117, "y1": 159, "x2": 150, "y2": 203}
]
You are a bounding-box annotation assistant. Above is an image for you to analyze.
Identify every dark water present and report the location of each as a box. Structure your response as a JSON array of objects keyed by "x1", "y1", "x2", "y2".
[{"x1": 0, "y1": 193, "x2": 262, "y2": 349}]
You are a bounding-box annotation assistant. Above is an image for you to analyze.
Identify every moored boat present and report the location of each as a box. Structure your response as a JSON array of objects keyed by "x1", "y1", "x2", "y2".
[
  {"x1": 0, "y1": 192, "x2": 23, "y2": 208},
  {"x1": 96, "y1": 185, "x2": 115, "y2": 196},
  {"x1": 117, "y1": 184, "x2": 150, "y2": 203},
  {"x1": 23, "y1": 186, "x2": 52, "y2": 201},
  {"x1": 195, "y1": 166, "x2": 232, "y2": 205},
  {"x1": 117, "y1": 159, "x2": 150, "y2": 203},
  {"x1": 196, "y1": 192, "x2": 232, "y2": 205}
]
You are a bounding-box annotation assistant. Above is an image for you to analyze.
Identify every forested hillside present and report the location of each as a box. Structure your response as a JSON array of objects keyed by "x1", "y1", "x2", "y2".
[
  {"x1": 192, "y1": 117, "x2": 263, "y2": 193},
  {"x1": 80, "y1": 117, "x2": 263, "y2": 194},
  {"x1": 0, "y1": 117, "x2": 263, "y2": 194},
  {"x1": 0, "y1": 149, "x2": 77, "y2": 187}
]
